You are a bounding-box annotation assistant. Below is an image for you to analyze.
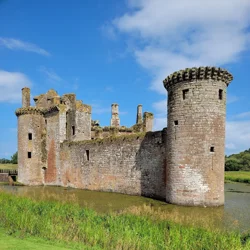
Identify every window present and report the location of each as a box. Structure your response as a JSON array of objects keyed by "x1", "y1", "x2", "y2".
[
  {"x1": 219, "y1": 89, "x2": 223, "y2": 100},
  {"x1": 72, "y1": 126, "x2": 75, "y2": 136},
  {"x1": 174, "y1": 120, "x2": 178, "y2": 126},
  {"x1": 47, "y1": 98, "x2": 52, "y2": 105},
  {"x1": 168, "y1": 91, "x2": 173, "y2": 103},
  {"x1": 210, "y1": 147, "x2": 215, "y2": 153},
  {"x1": 182, "y1": 89, "x2": 189, "y2": 100},
  {"x1": 86, "y1": 150, "x2": 89, "y2": 161},
  {"x1": 28, "y1": 152, "x2": 32, "y2": 158},
  {"x1": 28, "y1": 133, "x2": 32, "y2": 140}
]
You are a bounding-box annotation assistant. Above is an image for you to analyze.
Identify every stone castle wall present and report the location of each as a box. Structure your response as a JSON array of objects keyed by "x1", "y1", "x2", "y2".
[
  {"x1": 16, "y1": 66, "x2": 233, "y2": 207},
  {"x1": 0, "y1": 173, "x2": 9, "y2": 182},
  {"x1": 59, "y1": 131, "x2": 166, "y2": 199},
  {"x1": 44, "y1": 110, "x2": 60, "y2": 185}
]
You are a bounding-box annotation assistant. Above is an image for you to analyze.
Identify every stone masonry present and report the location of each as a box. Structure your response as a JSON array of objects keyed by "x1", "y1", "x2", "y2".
[{"x1": 16, "y1": 66, "x2": 233, "y2": 206}]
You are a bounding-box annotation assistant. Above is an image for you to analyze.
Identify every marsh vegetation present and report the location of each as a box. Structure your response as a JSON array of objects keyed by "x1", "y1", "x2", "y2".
[{"x1": 0, "y1": 191, "x2": 250, "y2": 250}]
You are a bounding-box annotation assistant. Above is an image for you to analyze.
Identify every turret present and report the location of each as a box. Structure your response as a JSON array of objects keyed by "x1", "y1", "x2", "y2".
[
  {"x1": 163, "y1": 66, "x2": 233, "y2": 206},
  {"x1": 16, "y1": 88, "x2": 45, "y2": 185},
  {"x1": 111, "y1": 103, "x2": 120, "y2": 127}
]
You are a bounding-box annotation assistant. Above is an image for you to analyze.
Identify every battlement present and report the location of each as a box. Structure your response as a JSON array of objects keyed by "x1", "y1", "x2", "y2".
[
  {"x1": 15, "y1": 107, "x2": 44, "y2": 116},
  {"x1": 163, "y1": 66, "x2": 233, "y2": 91}
]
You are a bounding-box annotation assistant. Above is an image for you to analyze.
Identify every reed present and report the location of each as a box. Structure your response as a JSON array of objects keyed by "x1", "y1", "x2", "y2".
[
  {"x1": 225, "y1": 171, "x2": 250, "y2": 183},
  {"x1": 0, "y1": 191, "x2": 249, "y2": 250}
]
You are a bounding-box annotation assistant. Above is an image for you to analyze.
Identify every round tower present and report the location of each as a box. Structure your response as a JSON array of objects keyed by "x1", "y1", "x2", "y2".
[
  {"x1": 16, "y1": 88, "x2": 45, "y2": 185},
  {"x1": 163, "y1": 67, "x2": 233, "y2": 206}
]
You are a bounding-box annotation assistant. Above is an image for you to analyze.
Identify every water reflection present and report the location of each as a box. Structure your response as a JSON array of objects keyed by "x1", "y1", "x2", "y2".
[{"x1": 0, "y1": 183, "x2": 249, "y2": 232}]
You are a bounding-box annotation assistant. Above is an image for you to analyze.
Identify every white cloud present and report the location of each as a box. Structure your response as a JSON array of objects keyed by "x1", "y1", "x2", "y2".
[
  {"x1": 105, "y1": 86, "x2": 114, "y2": 92},
  {"x1": 92, "y1": 105, "x2": 110, "y2": 115},
  {"x1": 227, "y1": 94, "x2": 239, "y2": 104},
  {"x1": 153, "y1": 117, "x2": 167, "y2": 131},
  {"x1": 0, "y1": 70, "x2": 32, "y2": 103},
  {"x1": 152, "y1": 99, "x2": 167, "y2": 131},
  {"x1": 39, "y1": 66, "x2": 62, "y2": 82},
  {"x1": 111, "y1": 0, "x2": 250, "y2": 93},
  {"x1": 152, "y1": 99, "x2": 167, "y2": 115},
  {"x1": 226, "y1": 120, "x2": 250, "y2": 155},
  {"x1": 233, "y1": 111, "x2": 250, "y2": 119},
  {"x1": 0, "y1": 37, "x2": 50, "y2": 56},
  {"x1": 108, "y1": 0, "x2": 250, "y2": 153},
  {"x1": 101, "y1": 24, "x2": 117, "y2": 40},
  {"x1": 91, "y1": 104, "x2": 127, "y2": 116}
]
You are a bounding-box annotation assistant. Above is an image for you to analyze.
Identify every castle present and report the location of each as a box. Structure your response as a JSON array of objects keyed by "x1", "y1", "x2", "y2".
[{"x1": 16, "y1": 66, "x2": 233, "y2": 207}]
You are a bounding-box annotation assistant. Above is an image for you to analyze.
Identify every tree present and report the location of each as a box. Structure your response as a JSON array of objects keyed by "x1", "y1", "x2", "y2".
[
  {"x1": 11, "y1": 152, "x2": 18, "y2": 164},
  {"x1": 225, "y1": 149, "x2": 250, "y2": 171},
  {"x1": 0, "y1": 158, "x2": 11, "y2": 164}
]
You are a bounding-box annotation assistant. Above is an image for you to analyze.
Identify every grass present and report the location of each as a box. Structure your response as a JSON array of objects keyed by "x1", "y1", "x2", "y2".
[
  {"x1": 0, "y1": 163, "x2": 18, "y2": 170},
  {"x1": 225, "y1": 171, "x2": 250, "y2": 184},
  {"x1": 0, "y1": 228, "x2": 73, "y2": 250},
  {"x1": 0, "y1": 191, "x2": 249, "y2": 250}
]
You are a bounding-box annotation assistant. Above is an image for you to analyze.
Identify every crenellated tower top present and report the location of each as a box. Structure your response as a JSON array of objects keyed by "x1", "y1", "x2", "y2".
[{"x1": 163, "y1": 66, "x2": 233, "y2": 91}]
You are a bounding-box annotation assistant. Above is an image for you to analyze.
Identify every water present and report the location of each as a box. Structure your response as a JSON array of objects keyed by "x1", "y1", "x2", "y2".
[{"x1": 0, "y1": 183, "x2": 249, "y2": 232}]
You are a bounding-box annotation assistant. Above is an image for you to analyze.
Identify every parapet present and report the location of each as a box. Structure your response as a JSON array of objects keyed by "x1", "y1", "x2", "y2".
[
  {"x1": 43, "y1": 105, "x2": 60, "y2": 115},
  {"x1": 163, "y1": 66, "x2": 233, "y2": 91},
  {"x1": 15, "y1": 107, "x2": 44, "y2": 117},
  {"x1": 15, "y1": 106, "x2": 61, "y2": 117}
]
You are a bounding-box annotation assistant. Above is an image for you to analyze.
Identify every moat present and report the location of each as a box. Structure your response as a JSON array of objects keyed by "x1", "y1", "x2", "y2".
[{"x1": 0, "y1": 183, "x2": 249, "y2": 232}]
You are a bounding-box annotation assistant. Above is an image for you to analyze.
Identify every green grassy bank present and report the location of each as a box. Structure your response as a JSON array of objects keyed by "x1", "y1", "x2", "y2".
[
  {"x1": 0, "y1": 192, "x2": 249, "y2": 250},
  {"x1": 0, "y1": 163, "x2": 18, "y2": 170},
  {"x1": 225, "y1": 171, "x2": 250, "y2": 184},
  {"x1": 0, "y1": 228, "x2": 74, "y2": 250}
]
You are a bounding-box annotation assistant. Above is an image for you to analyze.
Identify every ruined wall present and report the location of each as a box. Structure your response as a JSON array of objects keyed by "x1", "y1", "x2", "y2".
[
  {"x1": 44, "y1": 110, "x2": 60, "y2": 185},
  {"x1": 91, "y1": 127, "x2": 134, "y2": 139},
  {"x1": 58, "y1": 105, "x2": 67, "y2": 143},
  {"x1": 60, "y1": 131, "x2": 166, "y2": 199},
  {"x1": 0, "y1": 173, "x2": 9, "y2": 182},
  {"x1": 74, "y1": 102, "x2": 91, "y2": 141}
]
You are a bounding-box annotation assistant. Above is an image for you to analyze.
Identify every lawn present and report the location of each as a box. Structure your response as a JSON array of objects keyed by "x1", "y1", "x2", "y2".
[
  {"x1": 0, "y1": 228, "x2": 74, "y2": 250},
  {"x1": 0, "y1": 163, "x2": 18, "y2": 170},
  {"x1": 225, "y1": 171, "x2": 250, "y2": 183}
]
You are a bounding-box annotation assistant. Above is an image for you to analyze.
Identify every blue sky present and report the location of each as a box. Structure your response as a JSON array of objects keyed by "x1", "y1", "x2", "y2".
[{"x1": 0, "y1": 0, "x2": 250, "y2": 158}]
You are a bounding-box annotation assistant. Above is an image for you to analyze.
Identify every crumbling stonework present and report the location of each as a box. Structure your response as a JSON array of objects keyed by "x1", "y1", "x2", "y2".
[
  {"x1": 16, "y1": 66, "x2": 233, "y2": 207},
  {"x1": 60, "y1": 131, "x2": 166, "y2": 199}
]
